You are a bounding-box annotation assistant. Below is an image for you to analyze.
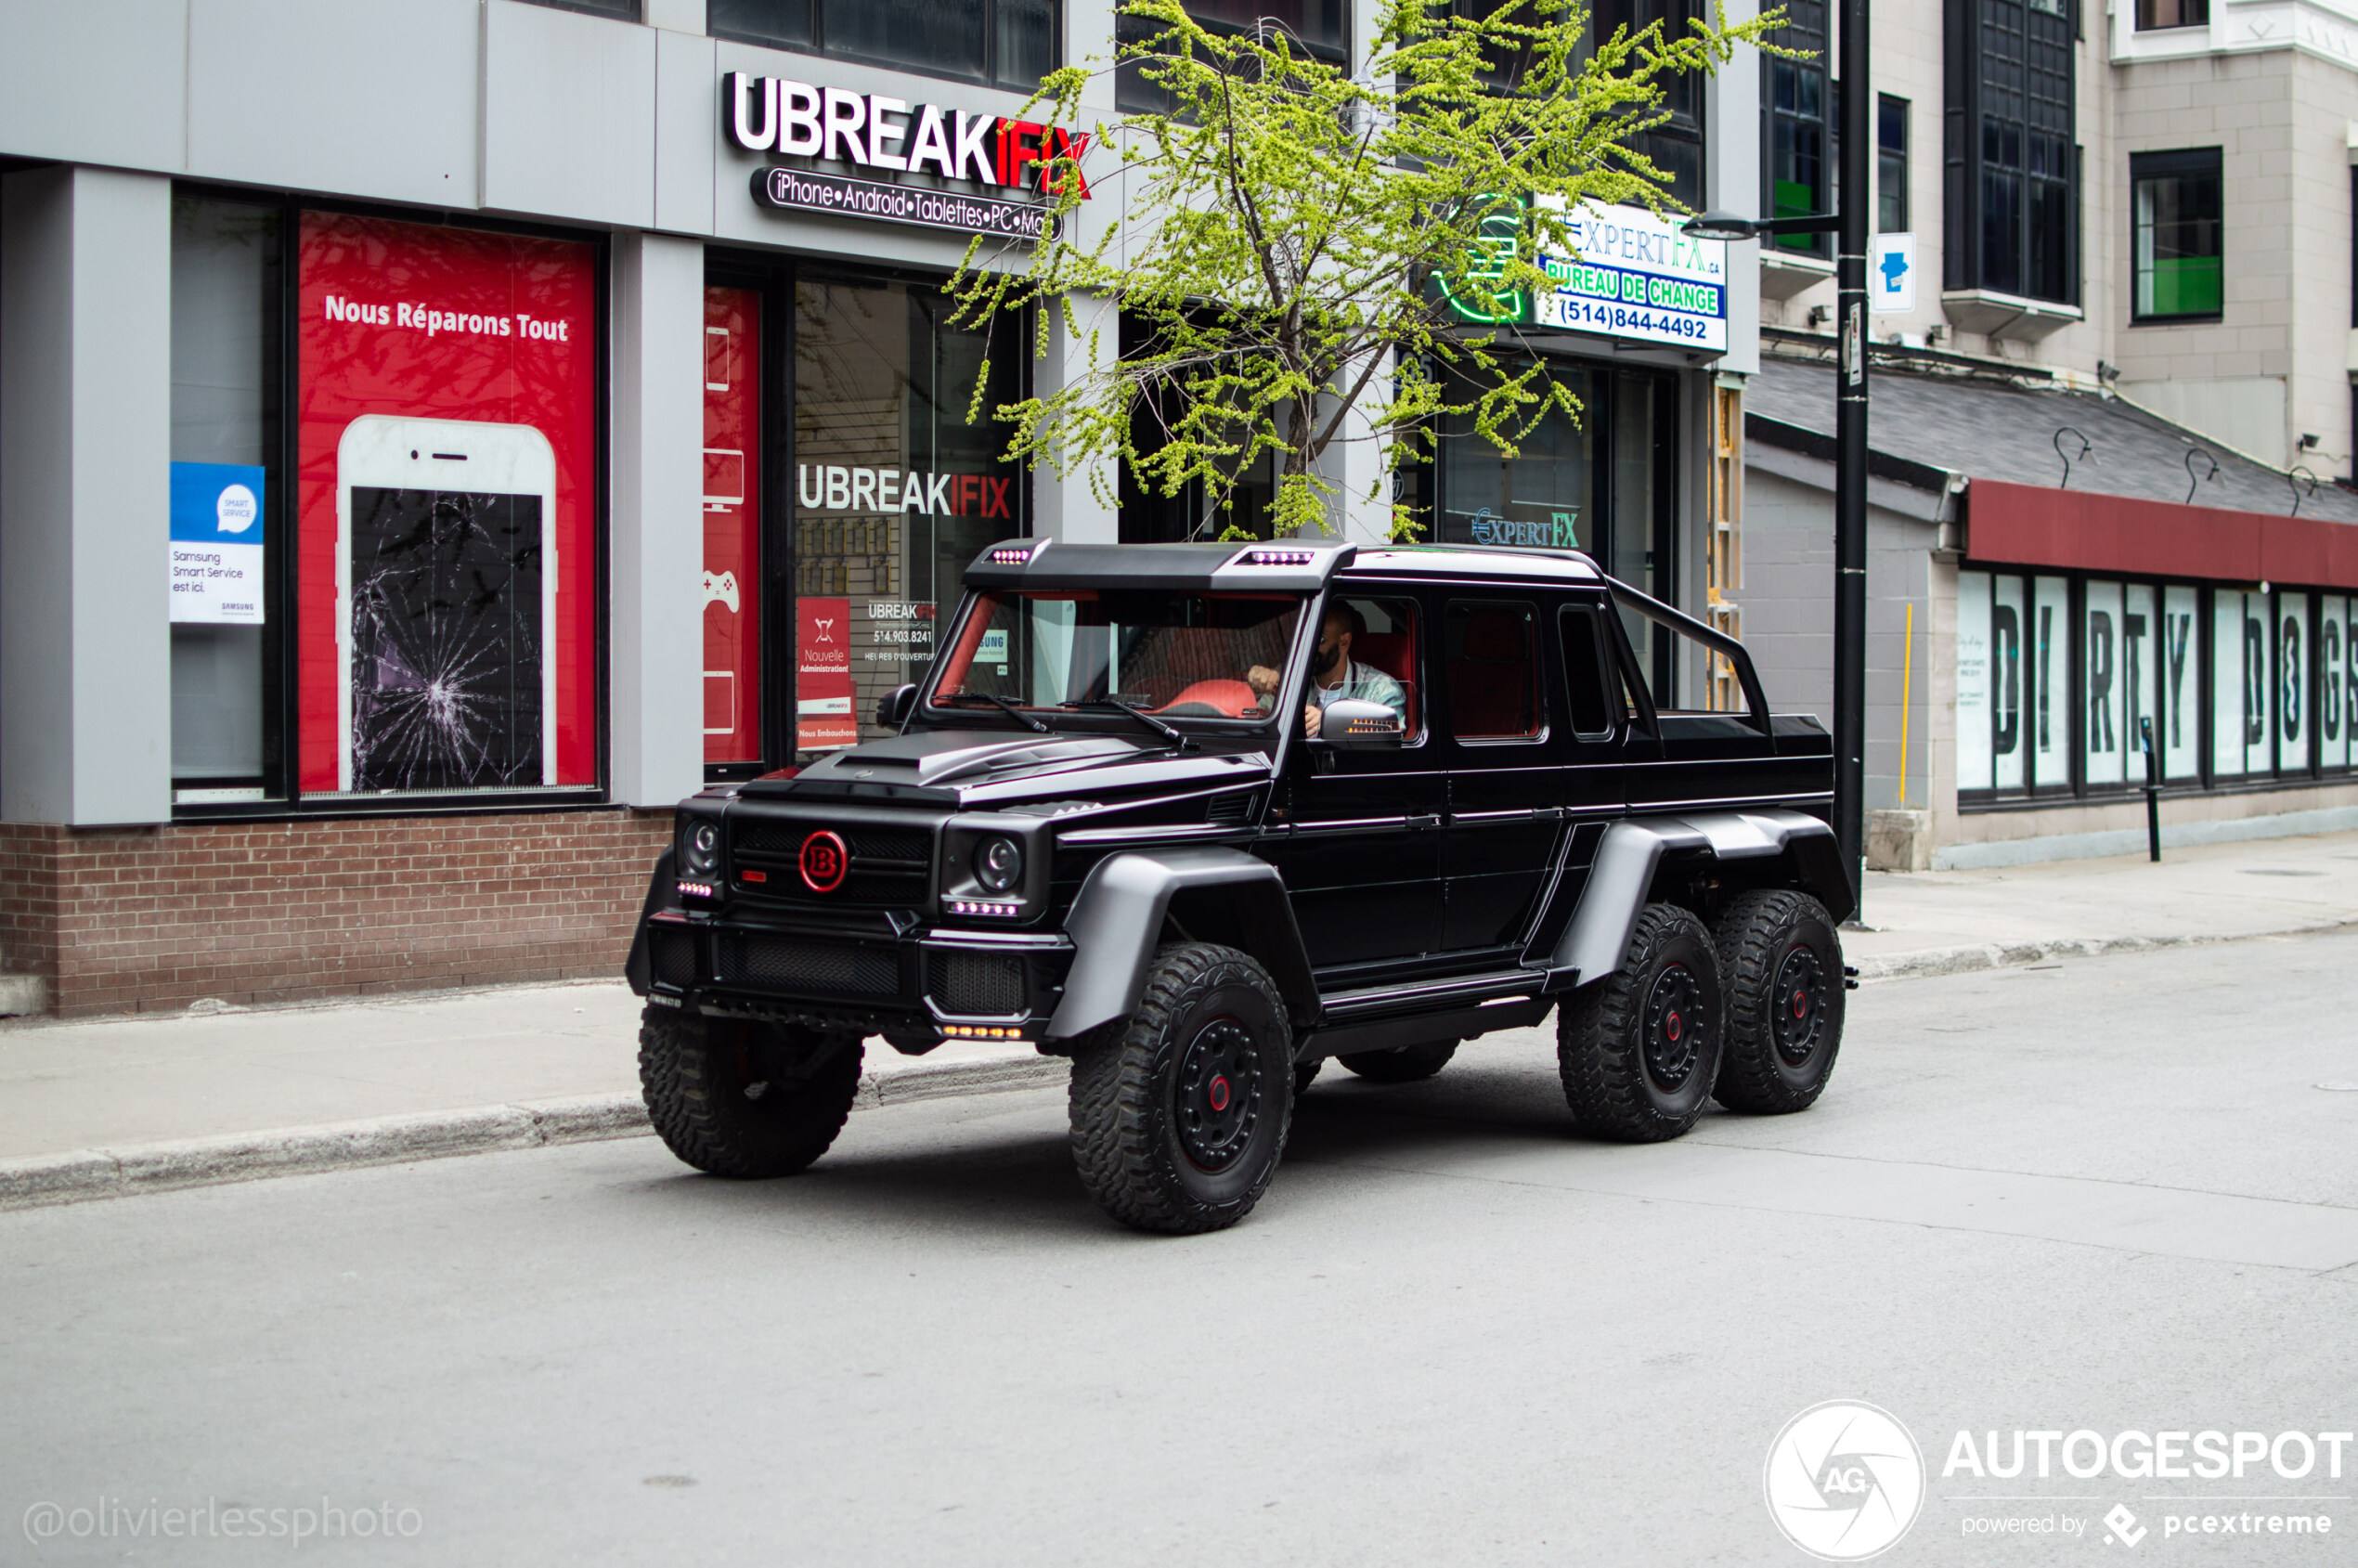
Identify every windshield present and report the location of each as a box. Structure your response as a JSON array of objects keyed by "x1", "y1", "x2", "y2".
[{"x1": 929, "y1": 590, "x2": 1306, "y2": 721}]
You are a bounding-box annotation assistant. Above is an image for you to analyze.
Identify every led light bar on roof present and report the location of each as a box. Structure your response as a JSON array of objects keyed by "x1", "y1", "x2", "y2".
[
  {"x1": 986, "y1": 546, "x2": 1033, "y2": 564},
  {"x1": 1241, "y1": 548, "x2": 1315, "y2": 565}
]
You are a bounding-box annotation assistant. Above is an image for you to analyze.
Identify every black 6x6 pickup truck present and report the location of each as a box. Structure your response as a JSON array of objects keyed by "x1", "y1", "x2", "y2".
[{"x1": 626, "y1": 538, "x2": 1854, "y2": 1233}]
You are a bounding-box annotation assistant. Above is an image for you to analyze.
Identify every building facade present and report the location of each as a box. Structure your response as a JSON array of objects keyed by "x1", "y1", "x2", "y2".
[
  {"x1": 1728, "y1": 0, "x2": 2358, "y2": 870},
  {"x1": 0, "y1": 0, "x2": 1765, "y2": 1015}
]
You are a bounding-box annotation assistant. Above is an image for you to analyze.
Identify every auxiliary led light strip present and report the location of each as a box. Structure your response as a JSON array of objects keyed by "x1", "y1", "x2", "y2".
[
  {"x1": 677, "y1": 879, "x2": 718, "y2": 900},
  {"x1": 940, "y1": 1024, "x2": 1028, "y2": 1041},
  {"x1": 947, "y1": 900, "x2": 1020, "y2": 917}
]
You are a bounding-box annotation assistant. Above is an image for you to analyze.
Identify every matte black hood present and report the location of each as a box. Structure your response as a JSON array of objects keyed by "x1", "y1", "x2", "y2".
[{"x1": 745, "y1": 730, "x2": 1154, "y2": 796}]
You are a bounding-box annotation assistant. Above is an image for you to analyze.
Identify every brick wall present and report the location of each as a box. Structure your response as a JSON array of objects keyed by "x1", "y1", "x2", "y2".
[{"x1": 0, "y1": 809, "x2": 670, "y2": 1017}]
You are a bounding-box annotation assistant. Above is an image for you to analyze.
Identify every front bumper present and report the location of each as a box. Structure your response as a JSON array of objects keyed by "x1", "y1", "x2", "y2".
[{"x1": 640, "y1": 910, "x2": 1074, "y2": 1045}]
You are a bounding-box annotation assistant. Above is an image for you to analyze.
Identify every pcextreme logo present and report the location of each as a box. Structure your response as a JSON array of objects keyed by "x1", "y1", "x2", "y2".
[{"x1": 1765, "y1": 1401, "x2": 1927, "y2": 1561}]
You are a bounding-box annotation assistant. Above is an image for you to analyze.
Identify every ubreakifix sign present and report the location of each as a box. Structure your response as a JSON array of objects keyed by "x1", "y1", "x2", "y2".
[{"x1": 726, "y1": 72, "x2": 1087, "y2": 240}]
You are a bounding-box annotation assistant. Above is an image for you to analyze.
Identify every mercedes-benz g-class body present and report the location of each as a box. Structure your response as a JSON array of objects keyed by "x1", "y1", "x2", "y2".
[{"x1": 628, "y1": 540, "x2": 1854, "y2": 1232}]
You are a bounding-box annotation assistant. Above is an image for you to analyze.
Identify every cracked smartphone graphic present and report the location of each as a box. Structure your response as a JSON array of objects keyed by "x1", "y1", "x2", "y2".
[{"x1": 335, "y1": 416, "x2": 558, "y2": 793}]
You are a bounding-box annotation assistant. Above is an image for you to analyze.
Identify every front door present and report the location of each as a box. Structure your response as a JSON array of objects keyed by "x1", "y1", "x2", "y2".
[{"x1": 1263, "y1": 591, "x2": 1443, "y2": 983}]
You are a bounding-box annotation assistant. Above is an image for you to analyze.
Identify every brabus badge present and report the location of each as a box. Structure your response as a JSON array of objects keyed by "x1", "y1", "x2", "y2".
[{"x1": 798, "y1": 830, "x2": 849, "y2": 893}]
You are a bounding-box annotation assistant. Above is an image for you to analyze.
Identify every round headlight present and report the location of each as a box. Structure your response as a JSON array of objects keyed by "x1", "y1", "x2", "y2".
[
  {"x1": 681, "y1": 819, "x2": 720, "y2": 875},
  {"x1": 974, "y1": 836, "x2": 1023, "y2": 893}
]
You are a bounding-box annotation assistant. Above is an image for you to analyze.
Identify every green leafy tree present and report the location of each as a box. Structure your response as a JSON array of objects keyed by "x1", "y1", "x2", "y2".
[{"x1": 951, "y1": 0, "x2": 1781, "y2": 540}]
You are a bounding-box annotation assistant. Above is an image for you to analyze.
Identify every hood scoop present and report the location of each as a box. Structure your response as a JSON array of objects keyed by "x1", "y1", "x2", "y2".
[{"x1": 782, "y1": 730, "x2": 1148, "y2": 790}]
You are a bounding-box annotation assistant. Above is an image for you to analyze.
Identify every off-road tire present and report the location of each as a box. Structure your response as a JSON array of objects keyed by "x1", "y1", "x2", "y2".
[
  {"x1": 1068, "y1": 942, "x2": 1293, "y2": 1234},
  {"x1": 639, "y1": 1007, "x2": 862, "y2": 1178},
  {"x1": 1339, "y1": 1041, "x2": 1458, "y2": 1082},
  {"x1": 1558, "y1": 902, "x2": 1724, "y2": 1142},
  {"x1": 1712, "y1": 889, "x2": 1846, "y2": 1114},
  {"x1": 1292, "y1": 1060, "x2": 1323, "y2": 1097}
]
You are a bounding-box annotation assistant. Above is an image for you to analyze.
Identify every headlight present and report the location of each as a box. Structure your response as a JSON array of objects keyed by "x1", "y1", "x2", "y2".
[
  {"x1": 680, "y1": 818, "x2": 721, "y2": 877},
  {"x1": 973, "y1": 836, "x2": 1023, "y2": 893}
]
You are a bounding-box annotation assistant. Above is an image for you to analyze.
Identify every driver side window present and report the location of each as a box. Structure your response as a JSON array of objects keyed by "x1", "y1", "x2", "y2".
[{"x1": 1320, "y1": 597, "x2": 1423, "y2": 741}]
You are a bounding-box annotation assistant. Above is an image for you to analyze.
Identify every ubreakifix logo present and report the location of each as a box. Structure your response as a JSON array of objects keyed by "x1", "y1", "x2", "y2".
[{"x1": 1766, "y1": 1402, "x2": 1927, "y2": 1561}]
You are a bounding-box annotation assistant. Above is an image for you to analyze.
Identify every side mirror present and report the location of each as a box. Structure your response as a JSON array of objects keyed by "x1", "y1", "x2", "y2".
[
  {"x1": 1321, "y1": 697, "x2": 1404, "y2": 750},
  {"x1": 875, "y1": 682, "x2": 918, "y2": 730}
]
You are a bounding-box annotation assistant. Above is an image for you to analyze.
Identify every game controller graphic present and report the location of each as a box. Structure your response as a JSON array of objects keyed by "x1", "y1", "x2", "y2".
[{"x1": 703, "y1": 569, "x2": 740, "y2": 615}]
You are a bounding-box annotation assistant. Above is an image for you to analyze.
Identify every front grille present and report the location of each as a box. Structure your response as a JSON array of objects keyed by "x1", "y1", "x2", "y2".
[
  {"x1": 729, "y1": 814, "x2": 936, "y2": 908},
  {"x1": 649, "y1": 927, "x2": 699, "y2": 988},
  {"x1": 719, "y1": 934, "x2": 900, "y2": 997},
  {"x1": 733, "y1": 822, "x2": 932, "y2": 864},
  {"x1": 927, "y1": 950, "x2": 1028, "y2": 1016}
]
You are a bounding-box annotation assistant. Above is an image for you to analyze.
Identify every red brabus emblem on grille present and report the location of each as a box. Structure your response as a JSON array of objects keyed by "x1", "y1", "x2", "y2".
[{"x1": 798, "y1": 830, "x2": 849, "y2": 893}]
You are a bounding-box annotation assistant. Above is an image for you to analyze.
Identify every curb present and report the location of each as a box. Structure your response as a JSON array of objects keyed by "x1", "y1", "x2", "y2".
[
  {"x1": 1848, "y1": 915, "x2": 2358, "y2": 983},
  {"x1": 0, "y1": 1054, "x2": 1066, "y2": 1214}
]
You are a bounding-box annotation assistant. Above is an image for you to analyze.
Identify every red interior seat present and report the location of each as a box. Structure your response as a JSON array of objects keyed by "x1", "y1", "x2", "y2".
[
  {"x1": 1346, "y1": 630, "x2": 1419, "y2": 732},
  {"x1": 1447, "y1": 608, "x2": 1535, "y2": 736}
]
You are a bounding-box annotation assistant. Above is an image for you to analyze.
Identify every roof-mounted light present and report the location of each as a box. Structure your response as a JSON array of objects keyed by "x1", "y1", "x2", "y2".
[
  {"x1": 987, "y1": 546, "x2": 1034, "y2": 565},
  {"x1": 1241, "y1": 548, "x2": 1316, "y2": 565}
]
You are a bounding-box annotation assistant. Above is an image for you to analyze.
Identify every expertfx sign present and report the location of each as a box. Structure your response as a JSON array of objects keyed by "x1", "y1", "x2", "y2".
[{"x1": 1439, "y1": 198, "x2": 1729, "y2": 356}]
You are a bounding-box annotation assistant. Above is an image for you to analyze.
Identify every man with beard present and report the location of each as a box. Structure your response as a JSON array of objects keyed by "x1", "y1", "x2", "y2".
[{"x1": 1246, "y1": 601, "x2": 1407, "y2": 737}]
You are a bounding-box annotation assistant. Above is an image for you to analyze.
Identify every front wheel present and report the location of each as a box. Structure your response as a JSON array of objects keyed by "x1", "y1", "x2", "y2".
[
  {"x1": 1712, "y1": 889, "x2": 1845, "y2": 1114},
  {"x1": 1069, "y1": 943, "x2": 1293, "y2": 1234},
  {"x1": 1557, "y1": 903, "x2": 1724, "y2": 1143},
  {"x1": 639, "y1": 1008, "x2": 862, "y2": 1178}
]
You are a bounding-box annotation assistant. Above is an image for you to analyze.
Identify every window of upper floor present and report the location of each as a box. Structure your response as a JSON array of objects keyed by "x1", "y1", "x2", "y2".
[
  {"x1": 2131, "y1": 148, "x2": 2222, "y2": 322},
  {"x1": 1115, "y1": 0, "x2": 1349, "y2": 114},
  {"x1": 711, "y1": 0, "x2": 1058, "y2": 94},
  {"x1": 2135, "y1": 0, "x2": 2207, "y2": 30},
  {"x1": 521, "y1": 0, "x2": 640, "y2": 16},
  {"x1": 1943, "y1": 0, "x2": 2079, "y2": 308}
]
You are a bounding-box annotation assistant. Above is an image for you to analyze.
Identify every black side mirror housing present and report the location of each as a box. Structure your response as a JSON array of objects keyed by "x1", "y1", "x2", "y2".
[{"x1": 875, "y1": 682, "x2": 919, "y2": 730}]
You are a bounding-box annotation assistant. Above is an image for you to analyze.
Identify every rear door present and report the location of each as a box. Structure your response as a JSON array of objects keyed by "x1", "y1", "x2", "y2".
[{"x1": 1433, "y1": 595, "x2": 1567, "y2": 959}]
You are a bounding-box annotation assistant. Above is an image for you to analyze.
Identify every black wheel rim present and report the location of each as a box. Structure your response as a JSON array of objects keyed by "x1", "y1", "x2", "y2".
[
  {"x1": 1174, "y1": 1016, "x2": 1261, "y2": 1172},
  {"x1": 1770, "y1": 945, "x2": 1828, "y2": 1068},
  {"x1": 1642, "y1": 965, "x2": 1704, "y2": 1092}
]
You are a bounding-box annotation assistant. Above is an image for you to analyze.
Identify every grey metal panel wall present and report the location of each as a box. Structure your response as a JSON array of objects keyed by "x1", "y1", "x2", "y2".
[
  {"x1": 653, "y1": 28, "x2": 719, "y2": 238},
  {"x1": 187, "y1": 0, "x2": 481, "y2": 208},
  {"x1": 0, "y1": 0, "x2": 188, "y2": 173},
  {"x1": 482, "y1": 0, "x2": 658, "y2": 227},
  {"x1": 0, "y1": 167, "x2": 175, "y2": 826}
]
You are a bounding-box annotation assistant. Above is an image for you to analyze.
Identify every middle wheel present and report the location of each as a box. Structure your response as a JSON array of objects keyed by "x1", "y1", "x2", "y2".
[
  {"x1": 1557, "y1": 901, "x2": 1725, "y2": 1142},
  {"x1": 1068, "y1": 942, "x2": 1294, "y2": 1234}
]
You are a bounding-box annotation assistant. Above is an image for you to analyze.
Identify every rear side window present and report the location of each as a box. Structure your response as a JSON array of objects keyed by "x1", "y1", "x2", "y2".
[
  {"x1": 1444, "y1": 601, "x2": 1543, "y2": 740},
  {"x1": 1560, "y1": 606, "x2": 1616, "y2": 738}
]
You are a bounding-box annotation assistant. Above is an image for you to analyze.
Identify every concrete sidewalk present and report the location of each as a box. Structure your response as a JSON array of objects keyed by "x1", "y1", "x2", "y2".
[{"x1": 4, "y1": 828, "x2": 2354, "y2": 1208}]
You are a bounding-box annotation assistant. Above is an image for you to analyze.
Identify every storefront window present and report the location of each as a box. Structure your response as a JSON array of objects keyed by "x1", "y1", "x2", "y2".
[
  {"x1": 2325, "y1": 595, "x2": 2352, "y2": 773},
  {"x1": 2160, "y1": 583, "x2": 2200, "y2": 780},
  {"x1": 1435, "y1": 365, "x2": 1599, "y2": 552},
  {"x1": 170, "y1": 197, "x2": 282, "y2": 803},
  {"x1": 2082, "y1": 579, "x2": 2126, "y2": 788},
  {"x1": 705, "y1": 287, "x2": 764, "y2": 766},
  {"x1": 1992, "y1": 573, "x2": 2028, "y2": 789},
  {"x1": 792, "y1": 274, "x2": 1027, "y2": 760},
  {"x1": 2278, "y1": 591, "x2": 2312, "y2": 774},
  {"x1": 2030, "y1": 576, "x2": 2070, "y2": 788},
  {"x1": 1956, "y1": 572, "x2": 1993, "y2": 792},
  {"x1": 296, "y1": 214, "x2": 600, "y2": 797}
]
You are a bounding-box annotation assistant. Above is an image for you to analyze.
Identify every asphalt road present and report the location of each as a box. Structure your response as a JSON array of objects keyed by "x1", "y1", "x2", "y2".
[{"x1": 5, "y1": 934, "x2": 2355, "y2": 1567}]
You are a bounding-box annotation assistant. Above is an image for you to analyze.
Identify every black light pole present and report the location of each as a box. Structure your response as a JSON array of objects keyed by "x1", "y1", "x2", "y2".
[
  {"x1": 1686, "y1": 0, "x2": 1872, "y2": 914},
  {"x1": 1833, "y1": 0, "x2": 1871, "y2": 908}
]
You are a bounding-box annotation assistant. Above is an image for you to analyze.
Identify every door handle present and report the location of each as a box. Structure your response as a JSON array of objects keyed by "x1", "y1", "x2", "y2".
[{"x1": 1406, "y1": 813, "x2": 1441, "y2": 831}]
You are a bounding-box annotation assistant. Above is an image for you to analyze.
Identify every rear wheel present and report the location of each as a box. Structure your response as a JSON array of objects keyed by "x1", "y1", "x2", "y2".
[
  {"x1": 1339, "y1": 1041, "x2": 1458, "y2": 1082},
  {"x1": 1712, "y1": 889, "x2": 1845, "y2": 1114},
  {"x1": 1069, "y1": 943, "x2": 1293, "y2": 1234},
  {"x1": 1557, "y1": 903, "x2": 1723, "y2": 1142},
  {"x1": 639, "y1": 1008, "x2": 862, "y2": 1178}
]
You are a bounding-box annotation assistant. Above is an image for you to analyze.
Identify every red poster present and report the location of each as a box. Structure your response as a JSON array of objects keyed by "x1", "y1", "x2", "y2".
[
  {"x1": 797, "y1": 597, "x2": 858, "y2": 751},
  {"x1": 295, "y1": 213, "x2": 598, "y2": 794},
  {"x1": 703, "y1": 289, "x2": 762, "y2": 764}
]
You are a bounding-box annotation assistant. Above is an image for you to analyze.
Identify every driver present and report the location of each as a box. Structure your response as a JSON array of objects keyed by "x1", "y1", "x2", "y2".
[{"x1": 1247, "y1": 603, "x2": 1406, "y2": 738}]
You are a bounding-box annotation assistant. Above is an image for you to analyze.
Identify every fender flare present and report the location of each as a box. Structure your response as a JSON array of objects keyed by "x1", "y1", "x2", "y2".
[
  {"x1": 1044, "y1": 848, "x2": 1318, "y2": 1043},
  {"x1": 622, "y1": 848, "x2": 680, "y2": 997},
  {"x1": 1544, "y1": 810, "x2": 1852, "y2": 991}
]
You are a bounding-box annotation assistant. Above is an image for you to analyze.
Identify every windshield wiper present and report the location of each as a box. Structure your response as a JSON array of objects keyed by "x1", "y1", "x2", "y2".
[
  {"x1": 945, "y1": 692, "x2": 1052, "y2": 734},
  {"x1": 1063, "y1": 697, "x2": 1192, "y2": 752}
]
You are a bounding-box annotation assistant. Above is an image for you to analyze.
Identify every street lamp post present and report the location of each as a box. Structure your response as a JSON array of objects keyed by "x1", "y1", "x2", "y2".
[{"x1": 1684, "y1": 0, "x2": 1872, "y2": 914}]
